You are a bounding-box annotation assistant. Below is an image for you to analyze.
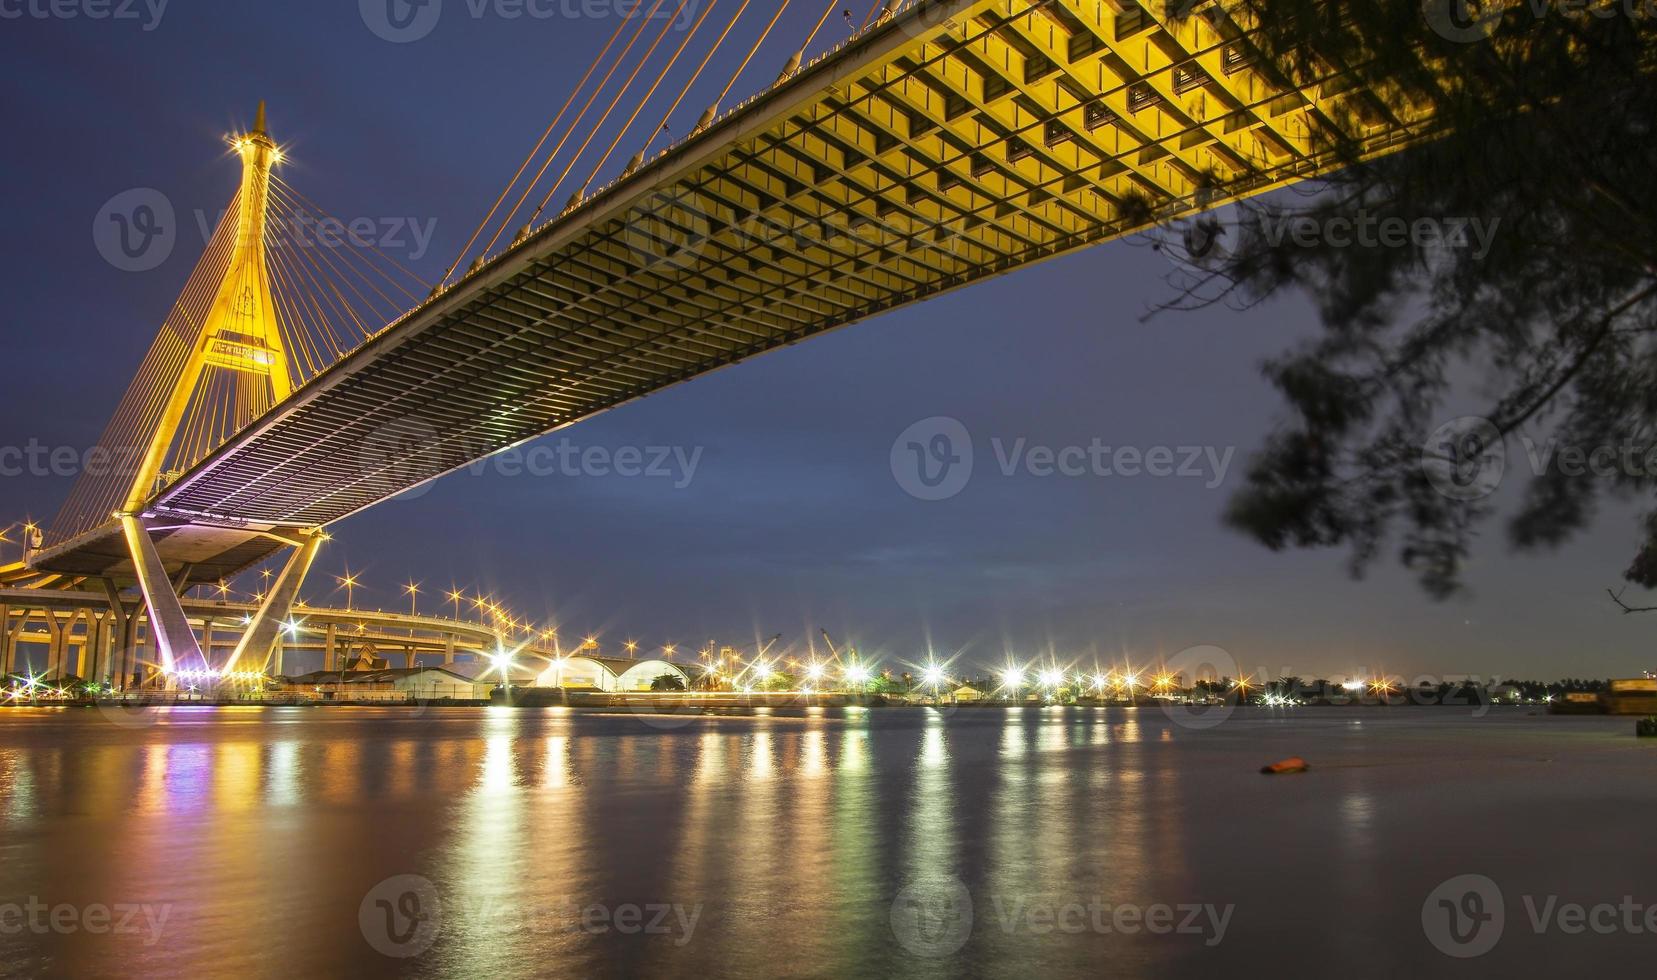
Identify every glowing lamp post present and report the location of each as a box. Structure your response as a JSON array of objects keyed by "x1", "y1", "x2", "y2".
[{"x1": 1001, "y1": 666, "x2": 1024, "y2": 701}]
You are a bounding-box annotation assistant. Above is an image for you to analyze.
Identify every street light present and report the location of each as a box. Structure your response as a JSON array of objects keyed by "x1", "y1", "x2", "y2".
[
  {"x1": 448, "y1": 588, "x2": 465, "y2": 620},
  {"x1": 404, "y1": 581, "x2": 420, "y2": 616},
  {"x1": 1, "y1": 520, "x2": 41, "y2": 562},
  {"x1": 336, "y1": 572, "x2": 360, "y2": 611}
]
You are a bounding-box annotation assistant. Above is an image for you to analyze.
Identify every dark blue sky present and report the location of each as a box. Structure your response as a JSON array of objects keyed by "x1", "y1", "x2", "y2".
[{"x1": 1, "y1": 2, "x2": 1652, "y2": 679}]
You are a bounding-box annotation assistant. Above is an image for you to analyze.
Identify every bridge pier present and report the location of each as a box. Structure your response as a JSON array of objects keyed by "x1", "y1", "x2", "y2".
[
  {"x1": 229, "y1": 529, "x2": 322, "y2": 674},
  {"x1": 97, "y1": 578, "x2": 135, "y2": 689},
  {"x1": 83, "y1": 611, "x2": 107, "y2": 685},
  {"x1": 42, "y1": 612, "x2": 64, "y2": 679},
  {"x1": 0, "y1": 604, "x2": 12, "y2": 676},
  {"x1": 324, "y1": 623, "x2": 337, "y2": 673},
  {"x1": 120, "y1": 515, "x2": 202, "y2": 679}
]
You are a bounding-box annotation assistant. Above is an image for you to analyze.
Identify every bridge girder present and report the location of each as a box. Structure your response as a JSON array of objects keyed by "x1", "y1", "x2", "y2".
[{"x1": 32, "y1": 0, "x2": 1442, "y2": 561}]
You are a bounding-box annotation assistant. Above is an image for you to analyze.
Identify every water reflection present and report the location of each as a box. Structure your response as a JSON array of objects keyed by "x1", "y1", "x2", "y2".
[{"x1": 0, "y1": 706, "x2": 1617, "y2": 978}]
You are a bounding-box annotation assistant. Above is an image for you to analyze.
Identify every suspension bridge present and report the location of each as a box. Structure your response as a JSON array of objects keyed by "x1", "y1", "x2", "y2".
[{"x1": 1, "y1": 0, "x2": 1448, "y2": 687}]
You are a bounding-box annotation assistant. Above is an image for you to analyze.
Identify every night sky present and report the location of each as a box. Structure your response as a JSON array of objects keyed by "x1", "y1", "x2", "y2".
[{"x1": 1, "y1": 2, "x2": 1652, "y2": 679}]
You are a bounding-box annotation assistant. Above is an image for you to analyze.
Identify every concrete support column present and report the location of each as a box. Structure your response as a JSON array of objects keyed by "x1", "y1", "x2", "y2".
[
  {"x1": 202, "y1": 619, "x2": 215, "y2": 670},
  {"x1": 231, "y1": 530, "x2": 323, "y2": 673},
  {"x1": 98, "y1": 579, "x2": 133, "y2": 689},
  {"x1": 44, "y1": 613, "x2": 65, "y2": 679},
  {"x1": 404, "y1": 648, "x2": 416, "y2": 670},
  {"x1": 128, "y1": 617, "x2": 149, "y2": 689},
  {"x1": 0, "y1": 604, "x2": 11, "y2": 676},
  {"x1": 443, "y1": 634, "x2": 455, "y2": 667},
  {"x1": 85, "y1": 612, "x2": 107, "y2": 685},
  {"x1": 120, "y1": 514, "x2": 203, "y2": 678},
  {"x1": 271, "y1": 635, "x2": 283, "y2": 677},
  {"x1": 324, "y1": 623, "x2": 337, "y2": 673},
  {"x1": 61, "y1": 611, "x2": 82, "y2": 680}
]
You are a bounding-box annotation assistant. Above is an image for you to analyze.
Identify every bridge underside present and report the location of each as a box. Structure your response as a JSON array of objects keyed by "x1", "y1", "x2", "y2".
[
  {"x1": 27, "y1": 523, "x2": 287, "y2": 587},
  {"x1": 32, "y1": 0, "x2": 1438, "y2": 579}
]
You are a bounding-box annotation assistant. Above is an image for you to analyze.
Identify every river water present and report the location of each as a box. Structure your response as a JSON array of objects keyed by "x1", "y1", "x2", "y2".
[{"x1": 0, "y1": 706, "x2": 1651, "y2": 978}]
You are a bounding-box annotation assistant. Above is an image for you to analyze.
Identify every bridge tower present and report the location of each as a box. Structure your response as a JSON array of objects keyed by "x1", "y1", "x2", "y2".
[{"x1": 116, "y1": 102, "x2": 320, "y2": 682}]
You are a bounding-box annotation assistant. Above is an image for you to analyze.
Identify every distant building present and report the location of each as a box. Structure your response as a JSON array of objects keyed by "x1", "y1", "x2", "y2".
[
  {"x1": 534, "y1": 656, "x2": 688, "y2": 692},
  {"x1": 952, "y1": 685, "x2": 984, "y2": 703},
  {"x1": 279, "y1": 667, "x2": 480, "y2": 701}
]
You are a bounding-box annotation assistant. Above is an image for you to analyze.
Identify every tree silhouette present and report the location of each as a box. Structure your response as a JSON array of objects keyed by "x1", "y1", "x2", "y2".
[{"x1": 1152, "y1": 1, "x2": 1657, "y2": 597}]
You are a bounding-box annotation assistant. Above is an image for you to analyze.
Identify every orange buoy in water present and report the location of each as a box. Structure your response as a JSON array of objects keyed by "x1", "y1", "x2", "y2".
[{"x1": 1260, "y1": 757, "x2": 1310, "y2": 774}]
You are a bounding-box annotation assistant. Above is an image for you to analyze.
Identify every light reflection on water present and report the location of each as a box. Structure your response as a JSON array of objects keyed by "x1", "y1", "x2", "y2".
[{"x1": 0, "y1": 707, "x2": 1650, "y2": 979}]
